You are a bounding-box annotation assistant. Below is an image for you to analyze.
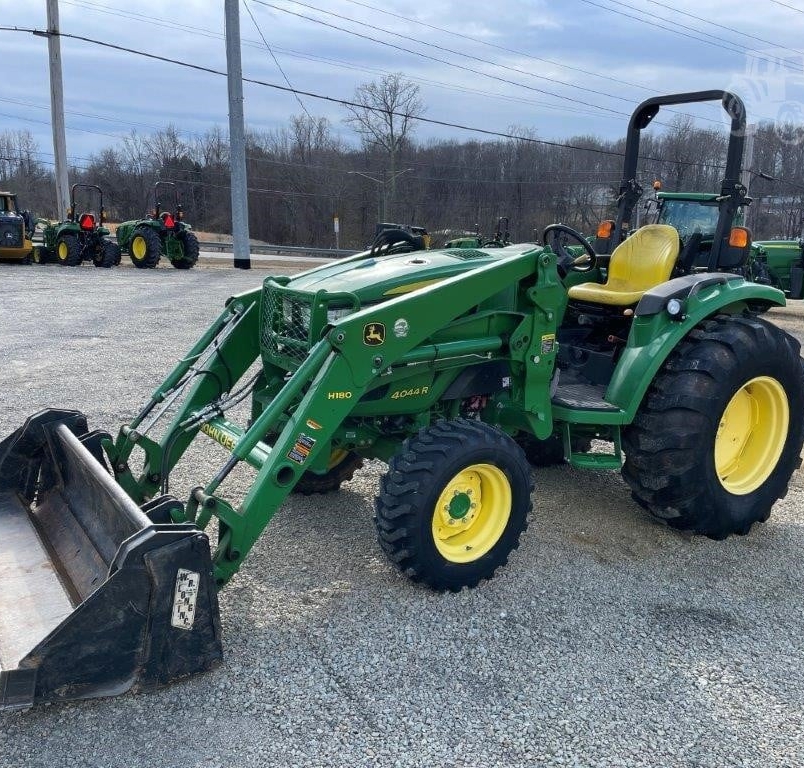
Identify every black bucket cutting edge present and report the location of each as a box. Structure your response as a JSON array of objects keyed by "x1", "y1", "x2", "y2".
[{"x1": 0, "y1": 410, "x2": 222, "y2": 710}]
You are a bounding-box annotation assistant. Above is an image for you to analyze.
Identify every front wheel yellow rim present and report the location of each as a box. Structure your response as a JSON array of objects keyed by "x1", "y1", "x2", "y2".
[
  {"x1": 715, "y1": 376, "x2": 789, "y2": 495},
  {"x1": 327, "y1": 448, "x2": 349, "y2": 470},
  {"x1": 131, "y1": 235, "x2": 147, "y2": 259},
  {"x1": 58, "y1": 241, "x2": 68, "y2": 260},
  {"x1": 431, "y1": 463, "x2": 511, "y2": 563}
]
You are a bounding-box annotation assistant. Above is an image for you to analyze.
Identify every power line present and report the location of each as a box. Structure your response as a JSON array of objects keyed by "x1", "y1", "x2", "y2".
[
  {"x1": 769, "y1": 0, "x2": 804, "y2": 15},
  {"x1": 58, "y1": 0, "x2": 613, "y2": 129},
  {"x1": 252, "y1": 1, "x2": 642, "y2": 122},
  {"x1": 241, "y1": 0, "x2": 313, "y2": 121},
  {"x1": 266, "y1": 0, "x2": 641, "y2": 108},
  {"x1": 59, "y1": 0, "x2": 628, "y2": 125},
  {"x1": 332, "y1": 0, "x2": 723, "y2": 124},
  {"x1": 0, "y1": 108, "x2": 125, "y2": 141},
  {"x1": 339, "y1": 0, "x2": 663, "y2": 95},
  {"x1": 578, "y1": 0, "x2": 785, "y2": 64},
  {"x1": 0, "y1": 26, "x2": 734, "y2": 173},
  {"x1": 653, "y1": 0, "x2": 804, "y2": 55}
]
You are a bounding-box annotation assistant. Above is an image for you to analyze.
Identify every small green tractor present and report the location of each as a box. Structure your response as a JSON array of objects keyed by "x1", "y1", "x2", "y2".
[
  {"x1": 370, "y1": 221, "x2": 431, "y2": 254},
  {"x1": 0, "y1": 191, "x2": 38, "y2": 264},
  {"x1": 750, "y1": 238, "x2": 804, "y2": 299},
  {"x1": 636, "y1": 188, "x2": 774, "y2": 289},
  {"x1": 116, "y1": 181, "x2": 199, "y2": 269},
  {"x1": 38, "y1": 184, "x2": 120, "y2": 268},
  {"x1": 445, "y1": 217, "x2": 512, "y2": 249},
  {"x1": 2, "y1": 90, "x2": 803, "y2": 711},
  {"x1": 602, "y1": 158, "x2": 796, "y2": 296}
]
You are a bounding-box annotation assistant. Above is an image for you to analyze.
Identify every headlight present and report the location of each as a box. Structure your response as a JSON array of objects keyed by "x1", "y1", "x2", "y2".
[
  {"x1": 281, "y1": 298, "x2": 311, "y2": 332},
  {"x1": 666, "y1": 298, "x2": 683, "y2": 318},
  {"x1": 327, "y1": 306, "x2": 354, "y2": 323}
]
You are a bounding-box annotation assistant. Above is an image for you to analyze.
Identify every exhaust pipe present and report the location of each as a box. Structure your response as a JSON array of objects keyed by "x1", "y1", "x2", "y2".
[{"x1": 0, "y1": 410, "x2": 222, "y2": 710}]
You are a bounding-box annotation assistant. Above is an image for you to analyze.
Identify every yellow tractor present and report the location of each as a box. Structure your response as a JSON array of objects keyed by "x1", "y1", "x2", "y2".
[{"x1": 0, "y1": 192, "x2": 36, "y2": 264}]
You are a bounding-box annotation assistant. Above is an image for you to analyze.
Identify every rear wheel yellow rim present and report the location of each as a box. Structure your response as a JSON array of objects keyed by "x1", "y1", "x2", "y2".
[
  {"x1": 431, "y1": 463, "x2": 511, "y2": 563},
  {"x1": 132, "y1": 235, "x2": 147, "y2": 259},
  {"x1": 58, "y1": 241, "x2": 68, "y2": 260},
  {"x1": 715, "y1": 376, "x2": 789, "y2": 495}
]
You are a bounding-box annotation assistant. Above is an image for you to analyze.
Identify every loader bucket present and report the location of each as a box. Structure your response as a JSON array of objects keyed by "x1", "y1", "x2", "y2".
[{"x1": 0, "y1": 410, "x2": 222, "y2": 710}]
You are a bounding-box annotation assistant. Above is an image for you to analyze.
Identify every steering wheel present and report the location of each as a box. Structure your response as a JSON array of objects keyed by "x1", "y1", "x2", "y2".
[{"x1": 542, "y1": 223, "x2": 598, "y2": 274}]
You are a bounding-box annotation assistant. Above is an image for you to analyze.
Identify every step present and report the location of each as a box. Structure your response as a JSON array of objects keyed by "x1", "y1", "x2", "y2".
[{"x1": 552, "y1": 383, "x2": 618, "y2": 411}]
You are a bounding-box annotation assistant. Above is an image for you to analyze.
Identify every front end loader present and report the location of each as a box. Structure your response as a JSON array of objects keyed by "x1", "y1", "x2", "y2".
[{"x1": 2, "y1": 90, "x2": 802, "y2": 712}]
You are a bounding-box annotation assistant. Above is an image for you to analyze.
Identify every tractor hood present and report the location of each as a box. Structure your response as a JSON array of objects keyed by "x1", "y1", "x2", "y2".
[{"x1": 286, "y1": 243, "x2": 539, "y2": 303}]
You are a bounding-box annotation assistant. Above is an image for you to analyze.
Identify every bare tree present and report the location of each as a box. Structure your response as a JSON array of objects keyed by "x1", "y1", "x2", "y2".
[{"x1": 344, "y1": 73, "x2": 425, "y2": 215}]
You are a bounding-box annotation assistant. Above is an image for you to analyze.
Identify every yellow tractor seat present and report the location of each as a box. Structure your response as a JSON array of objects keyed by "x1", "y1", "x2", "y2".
[{"x1": 567, "y1": 224, "x2": 680, "y2": 306}]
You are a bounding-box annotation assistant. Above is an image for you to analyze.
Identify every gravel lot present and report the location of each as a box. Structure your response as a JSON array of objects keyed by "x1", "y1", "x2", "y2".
[{"x1": 1, "y1": 262, "x2": 804, "y2": 768}]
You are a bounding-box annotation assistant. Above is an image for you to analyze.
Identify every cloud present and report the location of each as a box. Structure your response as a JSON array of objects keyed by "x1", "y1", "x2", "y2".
[{"x1": 2, "y1": 0, "x2": 802, "y2": 163}]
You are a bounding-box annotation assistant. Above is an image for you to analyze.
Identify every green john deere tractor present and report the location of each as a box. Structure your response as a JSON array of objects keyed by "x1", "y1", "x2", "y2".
[
  {"x1": 116, "y1": 181, "x2": 199, "y2": 269},
  {"x1": 637, "y1": 188, "x2": 774, "y2": 289},
  {"x1": 370, "y1": 221, "x2": 431, "y2": 254},
  {"x1": 594, "y1": 129, "x2": 786, "y2": 294},
  {"x1": 1, "y1": 90, "x2": 802, "y2": 710},
  {"x1": 749, "y1": 238, "x2": 804, "y2": 299},
  {"x1": 445, "y1": 216, "x2": 512, "y2": 249},
  {"x1": 38, "y1": 184, "x2": 120, "y2": 268}
]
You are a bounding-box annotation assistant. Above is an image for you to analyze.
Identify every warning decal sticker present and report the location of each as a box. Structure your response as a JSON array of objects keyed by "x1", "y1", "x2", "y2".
[
  {"x1": 171, "y1": 569, "x2": 200, "y2": 631},
  {"x1": 287, "y1": 432, "x2": 317, "y2": 465}
]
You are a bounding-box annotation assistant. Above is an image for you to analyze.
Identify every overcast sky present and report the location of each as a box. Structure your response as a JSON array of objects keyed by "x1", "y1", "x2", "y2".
[{"x1": 3, "y1": 0, "x2": 804, "y2": 165}]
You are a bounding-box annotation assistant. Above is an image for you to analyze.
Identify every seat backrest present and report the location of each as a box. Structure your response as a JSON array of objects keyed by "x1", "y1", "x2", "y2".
[
  {"x1": 606, "y1": 224, "x2": 680, "y2": 291},
  {"x1": 677, "y1": 231, "x2": 704, "y2": 274}
]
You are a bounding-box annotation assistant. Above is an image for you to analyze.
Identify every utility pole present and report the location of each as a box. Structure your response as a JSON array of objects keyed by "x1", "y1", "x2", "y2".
[
  {"x1": 224, "y1": 0, "x2": 250, "y2": 269},
  {"x1": 46, "y1": 0, "x2": 69, "y2": 219}
]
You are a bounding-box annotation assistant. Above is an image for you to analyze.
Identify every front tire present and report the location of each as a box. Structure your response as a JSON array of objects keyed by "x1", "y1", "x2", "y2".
[
  {"x1": 93, "y1": 240, "x2": 120, "y2": 268},
  {"x1": 129, "y1": 227, "x2": 162, "y2": 268},
  {"x1": 292, "y1": 449, "x2": 363, "y2": 495},
  {"x1": 375, "y1": 419, "x2": 532, "y2": 591},
  {"x1": 623, "y1": 314, "x2": 804, "y2": 539},
  {"x1": 56, "y1": 234, "x2": 82, "y2": 266}
]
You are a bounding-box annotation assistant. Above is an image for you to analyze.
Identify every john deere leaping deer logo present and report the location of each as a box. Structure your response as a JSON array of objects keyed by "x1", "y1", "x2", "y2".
[{"x1": 363, "y1": 322, "x2": 386, "y2": 346}]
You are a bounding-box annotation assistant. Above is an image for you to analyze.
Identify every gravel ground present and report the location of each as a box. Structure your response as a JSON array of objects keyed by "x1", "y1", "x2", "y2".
[{"x1": 1, "y1": 263, "x2": 804, "y2": 768}]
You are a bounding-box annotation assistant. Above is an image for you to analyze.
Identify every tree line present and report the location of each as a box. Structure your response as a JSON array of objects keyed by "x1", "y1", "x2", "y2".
[{"x1": 3, "y1": 75, "x2": 804, "y2": 246}]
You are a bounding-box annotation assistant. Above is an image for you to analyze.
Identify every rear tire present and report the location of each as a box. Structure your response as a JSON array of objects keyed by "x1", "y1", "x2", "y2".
[
  {"x1": 172, "y1": 230, "x2": 199, "y2": 269},
  {"x1": 622, "y1": 314, "x2": 804, "y2": 539},
  {"x1": 129, "y1": 227, "x2": 161, "y2": 268},
  {"x1": 93, "y1": 240, "x2": 119, "y2": 268},
  {"x1": 56, "y1": 234, "x2": 82, "y2": 267},
  {"x1": 375, "y1": 418, "x2": 532, "y2": 591},
  {"x1": 292, "y1": 450, "x2": 363, "y2": 495}
]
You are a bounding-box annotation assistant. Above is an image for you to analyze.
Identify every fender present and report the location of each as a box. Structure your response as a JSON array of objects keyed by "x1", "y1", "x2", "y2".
[{"x1": 607, "y1": 274, "x2": 785, "y2": 421}]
